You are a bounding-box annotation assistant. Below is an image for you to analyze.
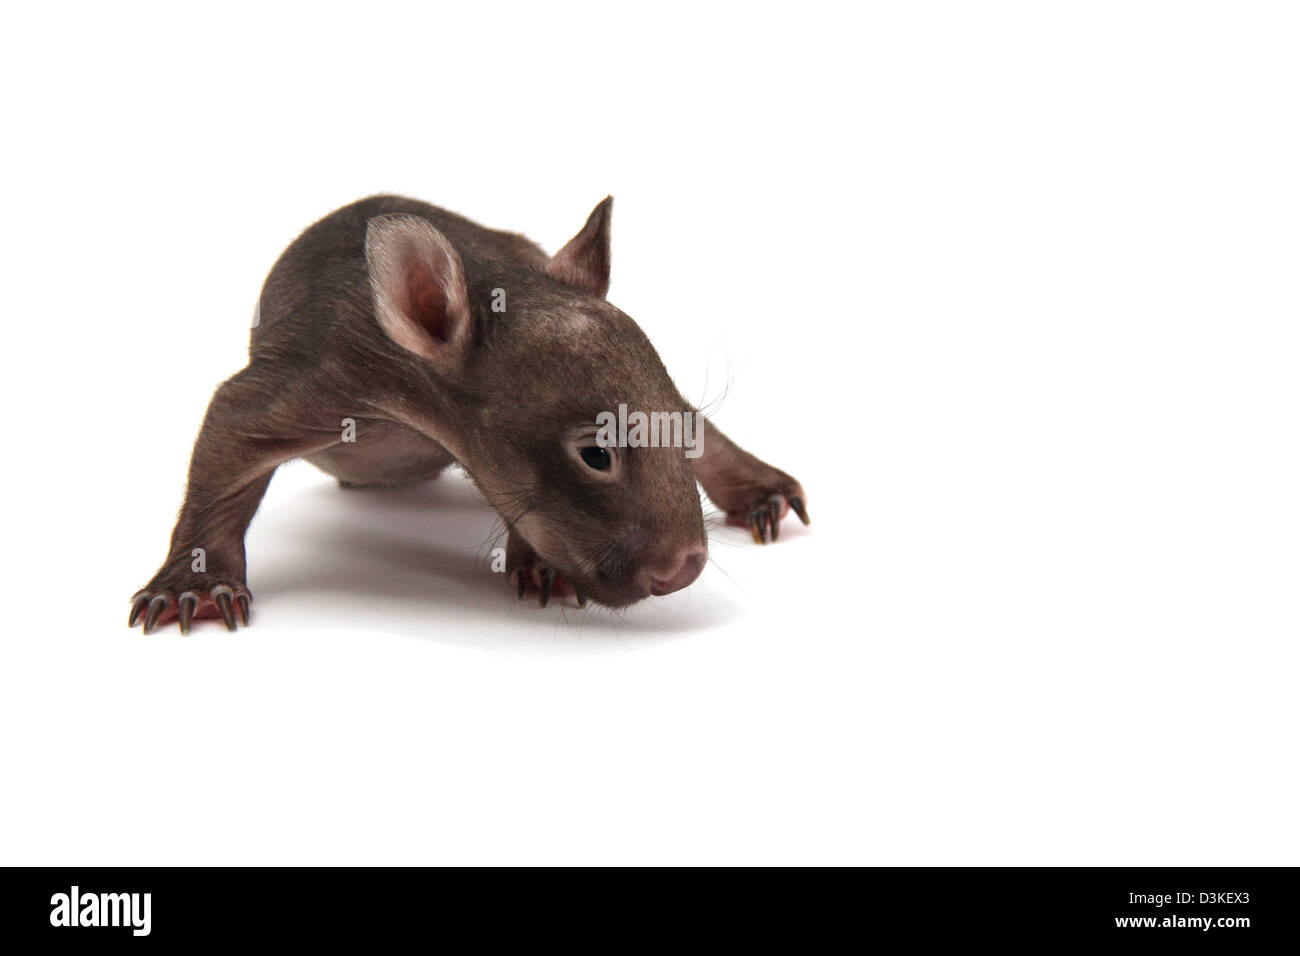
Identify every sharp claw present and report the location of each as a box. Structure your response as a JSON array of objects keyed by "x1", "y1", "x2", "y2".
[
  {"x1": 789, "y1": 495, "x2": 810, "y2": 526},
  {"x1": 143, "y1": 595, "x2": 169, "y2": 635},
  {"x1": 516, "y1": 572, "x2": 526, "y2": 599},
  {"x1": 178, "y1": 593, "x2": 197, "y2": 635},
  {"x1": 768, "y1": 497, "x2": 782, "y2": 542},
  {"x1": 574, "y1": 588, "x2": 587, "y2": 608},
  {"x1": 215, "y1": 591, "x2": 237, "y2": 631},
  {"x1": 539, "y1": 568, "x2": 554, "y2": 608},
  {"x1": 749, "y1": 511, "x2": 763, "y2": 544},
  {"x1": 236, "y1": 594, "x2": 250, "y2": 626},
  {"x1": 129, "y1": 594, "x2": 150, "y2": 628},
  {"x1": 758, "y1": 508, "x2": 771, "y2": 544}
]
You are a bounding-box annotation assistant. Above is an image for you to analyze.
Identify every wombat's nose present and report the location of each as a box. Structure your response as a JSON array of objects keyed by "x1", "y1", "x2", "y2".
[{"x1": 644, "y1": 545, "x2": 707, "y2": 596}]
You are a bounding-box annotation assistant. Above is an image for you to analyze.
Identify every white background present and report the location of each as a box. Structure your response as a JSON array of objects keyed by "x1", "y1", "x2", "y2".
[{"x1": 2, "y1": 2, "x2": 1296, "y2": 865}]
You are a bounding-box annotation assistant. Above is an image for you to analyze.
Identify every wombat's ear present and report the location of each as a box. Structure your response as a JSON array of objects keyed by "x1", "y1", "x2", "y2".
[
  {"x1": 365, "y1": 214, "x2": 474, "y2": 361},
  {"x1": 546, "y1": 196, "x2": 612, "y2": 297}
]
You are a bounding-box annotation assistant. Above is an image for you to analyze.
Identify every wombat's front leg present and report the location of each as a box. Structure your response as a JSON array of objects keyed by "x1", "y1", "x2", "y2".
[
  {"x1": 692, "y1": 416, "x2": 810, "y2": 544},
  {"x1": 129, "y1": 365, "x2": 338, "y2": 633},
  {"x1": 505, "y1": 528, "x2": 585, "y2": 608}
]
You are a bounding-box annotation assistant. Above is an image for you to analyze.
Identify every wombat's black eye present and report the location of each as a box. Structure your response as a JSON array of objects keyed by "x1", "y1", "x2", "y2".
[{"x1": 580, "y1": 446, "x2": 612, "y2": 471}]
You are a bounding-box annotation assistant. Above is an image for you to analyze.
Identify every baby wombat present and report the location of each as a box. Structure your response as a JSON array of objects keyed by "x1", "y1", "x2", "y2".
[{"x1": 129, "y1": 196, "x2": 809, "y2": 633}]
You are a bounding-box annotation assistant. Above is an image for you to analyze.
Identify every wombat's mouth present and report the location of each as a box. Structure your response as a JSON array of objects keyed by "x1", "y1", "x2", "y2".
[
  {"x1": 514, "y1": 566, "x2": 650, "y2": 610},
  {"x1": 512, "y1": 540, "x2": 653, "y2": 609},
  {"x1": 517, "y1": 528, "x2": 706, "y2": 608},
  {"x1": 586, "y1": 571, "x2": 655, "y2": 609}
]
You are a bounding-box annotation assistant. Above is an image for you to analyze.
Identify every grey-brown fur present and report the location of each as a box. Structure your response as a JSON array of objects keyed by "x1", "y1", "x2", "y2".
[{"x1": 129, "y1": 195, "x2": 808, "y2": 633}]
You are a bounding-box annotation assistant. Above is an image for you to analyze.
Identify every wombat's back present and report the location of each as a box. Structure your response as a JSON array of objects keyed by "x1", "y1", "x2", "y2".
[{"x1": 252, "y1": 195, "x2": 549, "y2": 348}]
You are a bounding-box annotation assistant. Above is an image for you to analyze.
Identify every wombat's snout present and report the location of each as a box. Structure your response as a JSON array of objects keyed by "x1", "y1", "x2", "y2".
[
  {"x1": 587, "y1": 522, "x2": 708, "y2": 605},
  {"x1": 640, "y1": 544, "x2": 707, "y2": 596}
]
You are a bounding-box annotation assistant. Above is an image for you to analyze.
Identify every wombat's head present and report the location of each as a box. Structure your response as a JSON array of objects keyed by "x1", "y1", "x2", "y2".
[{"x1": 364, "y1": 199, "x2": 707, "y2": 607}]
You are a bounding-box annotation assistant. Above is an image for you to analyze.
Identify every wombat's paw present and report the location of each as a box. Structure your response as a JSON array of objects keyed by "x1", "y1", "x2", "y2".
[
  {"x1": 726, "y1": 486, "x2": 811, "y2": 544},
  {"x1": 128, "y1": 580, "x2": 252, "y2": 634},
  {"x1": 506, "y1": 534, "x2": 584, "y2": 608}
]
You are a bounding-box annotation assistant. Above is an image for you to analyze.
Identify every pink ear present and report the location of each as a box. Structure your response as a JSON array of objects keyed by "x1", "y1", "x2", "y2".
[
  {"x1": 546, "y1": 196, "x2": 613, "y2": 297},
  {"x1": 407, "y1": 259, "x2": 456, "y2": 342},
  {"x1": 365, "y1": 215, "x2": 473, "y2": 360}
]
